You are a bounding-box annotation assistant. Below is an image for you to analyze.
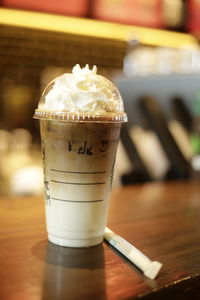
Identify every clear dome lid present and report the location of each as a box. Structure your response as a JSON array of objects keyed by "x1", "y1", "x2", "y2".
[{"x1": 34, "y1": 70, "x2": 127, "y2": 123}]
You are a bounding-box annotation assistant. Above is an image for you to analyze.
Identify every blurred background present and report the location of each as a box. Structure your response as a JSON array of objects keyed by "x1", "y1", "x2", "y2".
[{"x1": 1, "y1": 0, "x2": 200, "y2": 196}]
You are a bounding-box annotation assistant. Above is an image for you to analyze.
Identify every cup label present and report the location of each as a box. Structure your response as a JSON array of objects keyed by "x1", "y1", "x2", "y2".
[{"x1": 67, "y1": 139, "x2": 109, "y2": 156}]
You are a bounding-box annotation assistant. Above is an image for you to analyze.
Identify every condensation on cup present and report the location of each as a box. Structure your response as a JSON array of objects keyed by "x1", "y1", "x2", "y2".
[{"x1": 34, "y1": 64, "x2": 127, "y2": 248}]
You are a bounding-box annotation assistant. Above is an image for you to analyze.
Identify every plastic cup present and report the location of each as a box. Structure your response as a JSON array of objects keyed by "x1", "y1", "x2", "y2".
[{"x1": 34, "y1": 75, "x2": 127, "y2": 247}]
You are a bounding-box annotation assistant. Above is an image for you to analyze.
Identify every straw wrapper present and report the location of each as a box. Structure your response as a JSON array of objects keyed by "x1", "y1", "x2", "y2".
[{"x1": 104, "y1": 227, "x2": 162, "y2": 280}]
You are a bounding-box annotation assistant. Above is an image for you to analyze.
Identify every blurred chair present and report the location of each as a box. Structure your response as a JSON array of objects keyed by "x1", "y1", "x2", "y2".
[
  {"x1": 138, "y1": 96, "x2": 191, "y2": 180},
  {"x1": 171, "y1": 96, "x2": 193, "y2": 134},
  {"x1": 119, "y1": 124, "x2": 152, "y2": 185}
]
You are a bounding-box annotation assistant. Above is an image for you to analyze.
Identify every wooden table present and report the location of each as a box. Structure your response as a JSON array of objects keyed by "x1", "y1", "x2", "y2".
[{"x1": 1, "y1": 180, "x2": 200, "y2": 299}]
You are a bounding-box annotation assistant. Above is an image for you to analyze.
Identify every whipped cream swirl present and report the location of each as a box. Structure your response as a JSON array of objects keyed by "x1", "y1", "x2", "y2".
[{"x1": 40, "y1": 64, "x2": 124, "y2": 114}]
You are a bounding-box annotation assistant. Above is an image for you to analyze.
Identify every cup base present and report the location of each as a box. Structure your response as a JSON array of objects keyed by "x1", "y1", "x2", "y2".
[{"x1": 48, "y1": 233, "x2": 103, "y2": 248}]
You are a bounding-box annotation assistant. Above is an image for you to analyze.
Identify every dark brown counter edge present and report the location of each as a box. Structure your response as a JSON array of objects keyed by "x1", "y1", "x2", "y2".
[{"x1": 133, "y1": 273, "x2": 200, "y2": 300}]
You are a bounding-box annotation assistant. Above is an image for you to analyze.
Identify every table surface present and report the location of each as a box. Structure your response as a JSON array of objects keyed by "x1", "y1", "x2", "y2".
[{"x1": 1, "y1": 180, "x2": 200, "y2": 300}]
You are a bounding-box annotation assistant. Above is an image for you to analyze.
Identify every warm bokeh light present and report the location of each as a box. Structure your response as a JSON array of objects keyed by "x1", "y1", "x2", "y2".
[{"x1": 0, "y1": 8, "x2": 198, "y2": 49}]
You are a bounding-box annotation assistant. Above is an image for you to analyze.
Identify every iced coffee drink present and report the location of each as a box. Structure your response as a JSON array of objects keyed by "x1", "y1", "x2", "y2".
[{"x1": 34, "y1": 65, "x2": 127, "y2": 247}]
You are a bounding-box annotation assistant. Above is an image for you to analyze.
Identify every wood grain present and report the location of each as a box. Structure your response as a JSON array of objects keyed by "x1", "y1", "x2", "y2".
[{"x1": 1, "y1": 180, "x2": 200, "y2": 299}]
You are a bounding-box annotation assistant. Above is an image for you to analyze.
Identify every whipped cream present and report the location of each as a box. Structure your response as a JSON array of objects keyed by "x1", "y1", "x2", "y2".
[{"x1": 40, "y1": 64, "x2": 124, "y2": 114}]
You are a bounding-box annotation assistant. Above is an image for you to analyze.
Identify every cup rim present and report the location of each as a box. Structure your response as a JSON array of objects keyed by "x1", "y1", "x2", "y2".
[{"x1": 33, "y1": 110, "x2": 128, "y2": 123}]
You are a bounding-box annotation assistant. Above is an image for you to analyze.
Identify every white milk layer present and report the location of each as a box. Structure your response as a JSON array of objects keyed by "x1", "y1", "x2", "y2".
[{"x1": 40, "y1": 120, "x2": 121, "y2": 247}]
